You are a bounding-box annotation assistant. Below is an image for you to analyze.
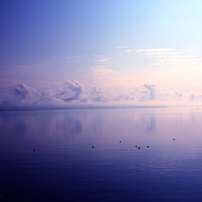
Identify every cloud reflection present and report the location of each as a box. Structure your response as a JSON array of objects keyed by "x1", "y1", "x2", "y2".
[
  {"x1": 146, "y1": 116, "x2": 156, "y2": 132},
  {"x1": 15, "y1": 123, "x2": 27, "y2": 138}
]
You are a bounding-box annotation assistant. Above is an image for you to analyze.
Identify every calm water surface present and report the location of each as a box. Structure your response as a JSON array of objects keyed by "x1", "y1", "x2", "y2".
[{"x1": 1, "y1": 108, "x2": 202, "y2": 201}]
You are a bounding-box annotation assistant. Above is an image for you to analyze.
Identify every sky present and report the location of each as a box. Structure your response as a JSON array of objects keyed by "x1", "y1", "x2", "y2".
[{"x1": 1, "y1": 0, "x2": 202, "y2": 108}]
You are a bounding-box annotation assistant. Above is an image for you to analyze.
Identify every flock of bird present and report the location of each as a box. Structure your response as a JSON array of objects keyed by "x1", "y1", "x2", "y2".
[{"x1": 91, "y1": 138, "x2": 176, "y2": 150}]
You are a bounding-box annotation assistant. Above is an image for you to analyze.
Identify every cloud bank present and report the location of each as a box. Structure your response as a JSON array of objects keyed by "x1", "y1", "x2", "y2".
[{"x1": 1, "y1": 79, "x2": 202, "y2": 109}]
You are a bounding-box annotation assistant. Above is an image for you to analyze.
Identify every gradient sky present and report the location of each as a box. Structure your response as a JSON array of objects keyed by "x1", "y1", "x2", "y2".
[{"x1": 1, "y1": 0, "x2": 202, "y2": 108}]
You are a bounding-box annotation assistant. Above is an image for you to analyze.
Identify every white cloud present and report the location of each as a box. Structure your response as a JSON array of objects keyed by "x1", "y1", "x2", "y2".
[
  {"x1": 95, "y1": 59, "x2": 109, "y2": 63},
  {"x1": 116, "y1": 46, "x2": 127, "y2": 49},
  {"x1": 156, "y1": 55, "x2": 196, "y2": 59},
  {"x1": 95, "y1": 58, "x2": 112, "y2": 64},
  {"x1": 126, "y1": 48, "x2": 175, "y2": 52},
  {"x1": 91, "y1": 66, "x2": 117, "y2": 77},
  {"x1": 126, "y1": 48, "x2": 199, "y2": 69}
]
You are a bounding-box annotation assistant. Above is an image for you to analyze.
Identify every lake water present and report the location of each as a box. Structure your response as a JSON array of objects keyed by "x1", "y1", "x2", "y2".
[{"x1": 1, "y1": 108, "x2": 202, "y2": 201}]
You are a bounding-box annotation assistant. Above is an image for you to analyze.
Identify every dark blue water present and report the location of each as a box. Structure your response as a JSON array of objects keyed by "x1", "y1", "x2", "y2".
[{"x1": 1, "y1": 108, "x2": 202, "y2": 201}]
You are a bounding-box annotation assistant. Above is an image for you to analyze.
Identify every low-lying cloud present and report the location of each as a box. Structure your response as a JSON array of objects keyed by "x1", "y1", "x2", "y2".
[
  {"x1": 62, "y1": 80, "x2": 86, "y2": 102},
  {"x1": 1, "y1": 80, "x2": 202, "y2": 109},
  {"x1": 88, "y1": 87, "x2": 109, "y2": 102},
  {"x1": 143, "y1": 84, "x2": 155, "y2": 100}
]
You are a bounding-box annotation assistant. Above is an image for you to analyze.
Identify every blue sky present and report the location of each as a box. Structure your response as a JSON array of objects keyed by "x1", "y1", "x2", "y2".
[{"x1": 1, "y1": 0, "x2": 202, "y2": 108}]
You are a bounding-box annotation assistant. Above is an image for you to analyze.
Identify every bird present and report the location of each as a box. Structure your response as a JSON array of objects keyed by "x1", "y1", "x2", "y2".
[
  {"x1": 138, "y1": 147, "x2": 140, "y2": 149},
  {"x1": 173, "y1": 139, "x2": 175, "y2": 141},
  {"x1": 33, "y1": 149, "x2": 35, "y2": 151},
  {"x1": 92, "y1": 146, "x2": 94, "y2": 149},
  {"x1": 147, "y1": 146, "x2": 149, "y2": 148},
  {"x1": 135, "y1": 145, "x2": 137, "y2": 147},
  {"x1": 119, "y1": 141, "x2": 121, "y2": 143}
]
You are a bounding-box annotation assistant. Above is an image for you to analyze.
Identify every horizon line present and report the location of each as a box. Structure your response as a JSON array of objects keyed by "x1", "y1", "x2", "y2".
[{"x1": 1, "y1": 105, "x2": 202, "y2": 112}]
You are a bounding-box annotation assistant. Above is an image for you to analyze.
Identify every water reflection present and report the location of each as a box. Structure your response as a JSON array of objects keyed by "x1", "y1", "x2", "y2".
[
  {"x1": 0, "y1": 110, "x2": 84, "y2": 142},
  {"x1": 1, "y1": 108, "x2": 202, "y2": 201},
  {"x1": 146, "y1": 116, "x2": 156, "y2": 132},
  {"x1": 65, "y1": 118, "x2": 83, "y2": 137},
  {"x1": 15, "y1": 123, "x2": 27, "y2": 138}
]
